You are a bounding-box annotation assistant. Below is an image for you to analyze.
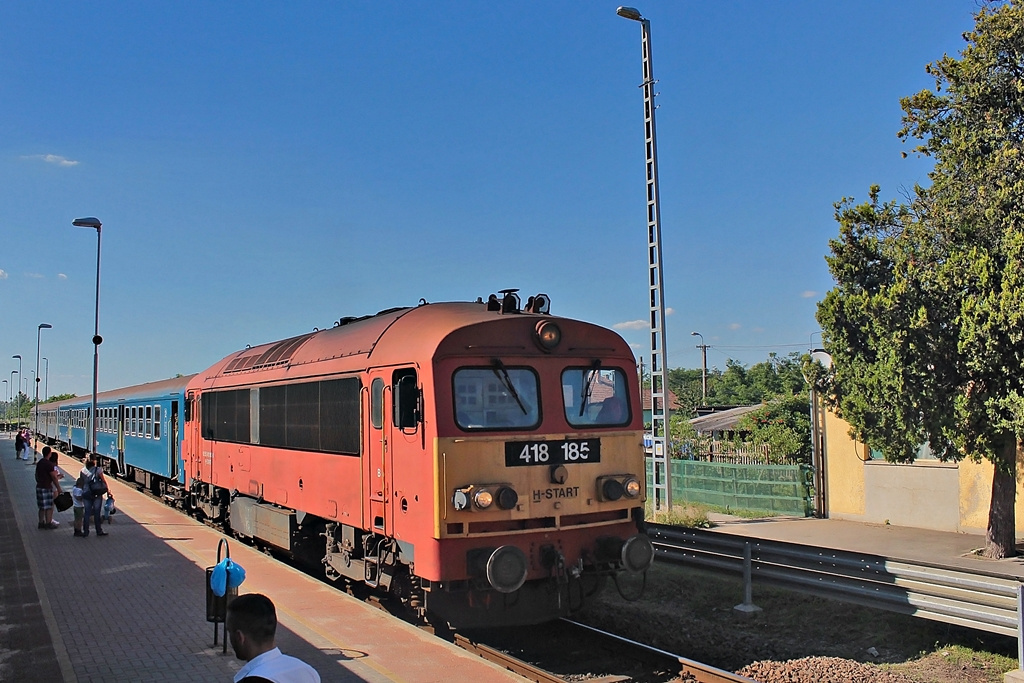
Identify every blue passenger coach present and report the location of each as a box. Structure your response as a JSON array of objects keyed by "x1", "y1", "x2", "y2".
[{"x1": 39, "y1": 376, "x2": 194, "y2": 494}]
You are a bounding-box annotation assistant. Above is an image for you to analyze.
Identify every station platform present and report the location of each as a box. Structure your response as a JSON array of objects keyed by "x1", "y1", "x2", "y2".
[
  {"x1": 0, "y1": 433, "x2": 520, "y2": 683},
  {"x1": 705, "y1": 512, "x2": 1024, "y2": 580}
]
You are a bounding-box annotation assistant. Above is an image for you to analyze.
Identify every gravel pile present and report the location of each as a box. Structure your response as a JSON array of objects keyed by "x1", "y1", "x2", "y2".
[{"x1": 736, "y1": 656, "x2": 919, "y2": 683}]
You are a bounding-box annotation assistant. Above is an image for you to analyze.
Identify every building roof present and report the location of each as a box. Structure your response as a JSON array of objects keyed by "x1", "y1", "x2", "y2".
[
  {"x1": 689, "y1": 404, "x2": 761, "y2": 433},
  {"x1": 640, "y1": 387, "x2": 681, "y2": 411}
]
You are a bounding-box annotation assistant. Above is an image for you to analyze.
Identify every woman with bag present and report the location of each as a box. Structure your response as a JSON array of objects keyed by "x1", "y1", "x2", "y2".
[{"x1": 81, "y1": 457, "x2": 112, "y2": 538}]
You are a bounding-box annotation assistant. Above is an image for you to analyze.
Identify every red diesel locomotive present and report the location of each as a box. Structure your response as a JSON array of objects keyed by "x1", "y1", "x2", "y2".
[{"x1": 182, "y1": 291, "x2": 652, "y2": 627}]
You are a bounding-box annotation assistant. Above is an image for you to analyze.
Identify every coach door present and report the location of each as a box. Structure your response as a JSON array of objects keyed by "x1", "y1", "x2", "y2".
[{"x1": 170, "y1": 401, "x2": 180, "y2": 481}]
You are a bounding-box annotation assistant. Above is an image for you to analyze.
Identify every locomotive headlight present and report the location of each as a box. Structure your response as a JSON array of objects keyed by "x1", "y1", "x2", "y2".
[
  {"x1": 453, "y1": 488, "x2": 471, "y2": 511},
  {"x1": 601, "y1": 478, "x2": 624, "y2": 501},
  {"x1": 496, "y1": 486, "x2": 519, "y2": 510},
  {"x1": 534, "y1": 321, "x2": 561, "y2": 351},
  {"x1": 623, "y1": 476, "x2": 641, "y2": 498},
  {"x1": 474, "y1": 489, "x2": 494, "y2": 509}
]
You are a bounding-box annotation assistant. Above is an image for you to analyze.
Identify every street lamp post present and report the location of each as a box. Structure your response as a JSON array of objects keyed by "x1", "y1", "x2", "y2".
[
  {"x1": 2, "y1": 379, "x2": 7, "y2": 430},
  {"x1": 691, "y1": 331, "x2": 709, "y2": 403},
  {"x1": 12, "y1": 355, "x2": 22, "y2": 429},
  {"x1": 73, "y1": 216, "x2": 103, "y2": 455},
  {"x1": 34, "y1": 323, "x2": 52, "y2": 450},
  {"x1": 617, "y1": 5, "x2": 672, "y2": 512},
  {"x1": 8, "y1": 372, "x2": 16, "y2": 429}
]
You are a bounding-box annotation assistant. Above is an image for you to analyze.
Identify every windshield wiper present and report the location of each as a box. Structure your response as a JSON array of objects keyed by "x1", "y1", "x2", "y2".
[
  {"x1": 491, "y1": 359, "x2": 528, "y2": 415},
  {"x1": 579, "y1": 359, "x2": 602, "y2": 416}
]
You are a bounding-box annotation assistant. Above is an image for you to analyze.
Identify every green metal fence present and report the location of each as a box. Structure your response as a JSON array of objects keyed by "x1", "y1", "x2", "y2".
[{"x1": 647, "y1": 459, "x2": 814, "y2": 517}]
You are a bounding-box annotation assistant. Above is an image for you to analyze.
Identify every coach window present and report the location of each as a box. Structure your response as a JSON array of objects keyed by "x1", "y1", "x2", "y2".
[
  {"x1": 371, "y1": 378, "x2": 384, "y2": 429},
  {"x1": 453, "y1": 366, "x2": 540, "y2": 431},
  {"x1": 154, "y1": 405, "x2": 161, "y2": 439},
  {"x1": 562, "y1": 366, "x2": 631, "y2": 427},
  {"x1": 146, "y1": 406, "x2": 153, "y2": 438}
]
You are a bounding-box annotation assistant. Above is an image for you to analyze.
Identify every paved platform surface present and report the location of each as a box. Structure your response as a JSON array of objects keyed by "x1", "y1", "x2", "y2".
[
  {"x1": 0, "y1": 433, "x2": 520, "y2": 683},
  {"x1": 705, "y1": 512, "x2": 1024, "y2": 579}
]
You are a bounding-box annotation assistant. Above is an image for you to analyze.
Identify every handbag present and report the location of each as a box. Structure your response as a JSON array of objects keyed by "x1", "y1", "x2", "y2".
[{"x1": 54, "y1": 491, "x2": 73, "y2": 512}]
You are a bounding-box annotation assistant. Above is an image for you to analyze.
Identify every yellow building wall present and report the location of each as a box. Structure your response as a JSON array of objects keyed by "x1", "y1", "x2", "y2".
[
  {"x1": 822, "y1": 410, "x2": 866, "y2": 517},
  {"x1": 824, "y1": 405, "x2": 1024, "y2": 534},
  {"x1": 957, "y1": 447, "x2": 1024, "y2": 534}
]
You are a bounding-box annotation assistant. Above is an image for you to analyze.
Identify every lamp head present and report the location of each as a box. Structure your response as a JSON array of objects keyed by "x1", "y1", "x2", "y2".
[
  {"x1": 616, "y1": 6, "x2": 643, "y2": 21},
  {"x1": 39, "y1": 323, "x2": 52, "y2": 330},
  {"x1": 12, "y1": 355, "x2": 20, "y2": 360},
  {"x1": 72, "y1": 217, "x2": 102, "y2": 230}
]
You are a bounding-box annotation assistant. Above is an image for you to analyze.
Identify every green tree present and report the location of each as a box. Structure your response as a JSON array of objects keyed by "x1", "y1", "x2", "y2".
[
  {"x1": 735, "y1": 395, "x2": 813, "y2": 463},
  {"x1": 817, "y1": 1, "x2": 1024, "y2": 558}
]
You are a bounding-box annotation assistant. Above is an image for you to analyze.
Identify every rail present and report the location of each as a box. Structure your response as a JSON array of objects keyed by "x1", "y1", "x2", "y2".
[{"x1": 647, "y1": 523, "x2": 1022, "y2": 638}]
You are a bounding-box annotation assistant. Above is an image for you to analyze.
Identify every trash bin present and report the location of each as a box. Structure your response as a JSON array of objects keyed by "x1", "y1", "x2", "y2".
[{"x1": 206, "y1": 539, "x2": 237, "y2": 652}]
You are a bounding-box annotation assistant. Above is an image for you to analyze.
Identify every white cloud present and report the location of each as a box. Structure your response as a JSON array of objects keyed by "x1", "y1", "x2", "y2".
[
  {"x1": 614, "y1": 320, "x2": 648, "y2": 331},
  {"x1": 26, "y1": 272, "x2": 43, "y2": 279},
  {"x1": 57, "y1": 273, "x2": 68, "y2": 280},
  {"x1": 665, "y1": 307, "x2": 675, "y2": 316},
  {"x1": 728, "y1": 323, "x2": 742, "y2": 330},
  {"x1": 0, "y1": 269, "x2": 7, "y2": 280},
  {"x1": 22, "y1": 154, "x2": 80, "y2": 167},
  {"x1": 801, "y1": 290, "x2": 818, "y2": 298}
]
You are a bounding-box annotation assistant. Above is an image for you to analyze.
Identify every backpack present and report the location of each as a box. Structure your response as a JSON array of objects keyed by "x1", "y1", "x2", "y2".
[{"x1": 87, "y1": 468, "x2": 108, "y2": 496}]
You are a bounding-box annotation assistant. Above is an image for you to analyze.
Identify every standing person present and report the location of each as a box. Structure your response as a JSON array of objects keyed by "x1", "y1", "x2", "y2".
[
  {"x1": 71, "y1": 474, "x2": 86, "y2": 537},
  {"x1": 225, "y1": 593, "x2": 320, "y2": 683},
  {"x1": 28, "y1": 429, "x2": 38, "y2": 463},
  {"x1": 81, "y1": 457, "x2": 111, "y2": 537},
  {"x1": 34, "y1": 446, "x2": 61, "y2": 529},
  {"x1": 15, "y1": 429, "x2": 25, "y2": 460}
]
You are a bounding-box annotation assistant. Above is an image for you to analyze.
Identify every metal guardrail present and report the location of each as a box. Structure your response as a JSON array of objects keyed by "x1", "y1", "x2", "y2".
[{"x1": 648, "y1": 523, "x2": 1022, "y2": 638}]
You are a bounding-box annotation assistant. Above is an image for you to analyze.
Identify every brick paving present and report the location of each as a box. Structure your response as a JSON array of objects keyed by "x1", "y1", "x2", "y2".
[{"x1": 0, "y1": 434, "x2": 520, "y2": 683}]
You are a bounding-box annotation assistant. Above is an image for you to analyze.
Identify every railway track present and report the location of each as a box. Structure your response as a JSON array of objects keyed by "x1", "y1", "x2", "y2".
[{"x1": 454, "y1": 618, "x2": 757, "y2": 683}]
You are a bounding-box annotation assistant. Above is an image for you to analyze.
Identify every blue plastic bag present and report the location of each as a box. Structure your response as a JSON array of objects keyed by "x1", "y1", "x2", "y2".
[{"x1": 210, "y1": 557, "x2": 247, "y2": 597}]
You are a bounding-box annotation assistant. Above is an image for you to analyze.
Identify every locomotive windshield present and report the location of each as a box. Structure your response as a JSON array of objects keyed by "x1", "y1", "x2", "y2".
[
  {"x1": 454, "y1": 366, "x2": 540, "y2": 430},
  {"x1": 562, "y1": 367, "x2": 631, "y2": 427}
]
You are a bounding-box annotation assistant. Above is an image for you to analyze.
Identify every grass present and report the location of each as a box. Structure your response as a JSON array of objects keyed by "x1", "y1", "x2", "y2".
[{"x1": 643, "y1": 500, "x2": 781, "y2": 527}]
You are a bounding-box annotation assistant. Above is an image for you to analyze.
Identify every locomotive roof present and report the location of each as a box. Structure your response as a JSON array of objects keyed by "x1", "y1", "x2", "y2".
[{"x1": 197, "y1": 301, "x2": 632, "y2": 385}]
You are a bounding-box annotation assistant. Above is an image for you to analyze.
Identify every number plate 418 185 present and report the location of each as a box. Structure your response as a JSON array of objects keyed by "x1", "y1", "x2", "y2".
[{"x1": 504, "y1": 439, "x2": 601, "y2": 467}]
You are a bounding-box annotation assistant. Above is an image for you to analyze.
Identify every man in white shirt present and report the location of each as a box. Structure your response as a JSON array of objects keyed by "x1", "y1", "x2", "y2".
[{"x1": 226, "y1": 593, "x2": 320, "y2": 683}]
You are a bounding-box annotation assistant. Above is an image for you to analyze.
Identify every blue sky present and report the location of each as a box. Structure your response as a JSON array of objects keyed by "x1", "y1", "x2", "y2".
[{"x1": 1, "y1": 1, "x2": 977, "y2": 398}]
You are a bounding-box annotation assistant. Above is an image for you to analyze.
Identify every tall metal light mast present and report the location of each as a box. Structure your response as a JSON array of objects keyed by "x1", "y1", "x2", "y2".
[{"x1": 617, "y1": 6, "x2": 672, "y2": 511}]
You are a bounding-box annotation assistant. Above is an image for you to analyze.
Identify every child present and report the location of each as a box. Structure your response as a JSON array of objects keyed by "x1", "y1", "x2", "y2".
[{"x1": 72, "y1": 475, "x2": 86, "y2": 537}]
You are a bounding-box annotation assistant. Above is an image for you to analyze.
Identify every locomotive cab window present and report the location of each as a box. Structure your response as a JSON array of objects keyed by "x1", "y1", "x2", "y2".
[
  {"x1": 393, "y1": 369, "x2": 420, "y2": 430},
  {"x1": 453, "y1": 366, "x2": 540, "y2": 431},
  {"x1": 562, "y1": 366, "x2": 631, "y2": 427}
]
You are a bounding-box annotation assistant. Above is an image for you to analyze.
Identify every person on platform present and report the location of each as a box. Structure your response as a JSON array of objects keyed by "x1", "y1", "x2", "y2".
[
  {"x1": 81, "y1": 457, "x2": 111, "y2": 538},
  {"x1": 34, "y1": 447, "x2": 62, "y2": 529},
  {"x1": 71, "y1": 474, "x2": 86, "y2": 537},
  {"x1": 225, "y1": 593, "x2": 320, "y2": 683},
  {"x1": 15, "y1": 429, "x2": 25, "y2": 460}
]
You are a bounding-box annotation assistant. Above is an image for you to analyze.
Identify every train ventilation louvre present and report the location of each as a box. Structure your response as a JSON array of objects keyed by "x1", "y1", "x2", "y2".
[{"x1": 223, "y1": 333, "x2": 314, "y2": 374}]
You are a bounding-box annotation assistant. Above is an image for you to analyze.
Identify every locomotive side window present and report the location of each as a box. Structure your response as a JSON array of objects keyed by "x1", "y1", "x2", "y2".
[
  {"x1": 562, "y1": 367, "x2": 631, "y2": 427},
  {"x1": 393, "y1": 369, "x2": 420, "y2": 430},
  {"x1": 201, "y1": 389, "x2": 250, "y2": 442},
  {"x1": 371, "y1": 378, "x2": 384, "y2": 429},
  {"x1": 256, "y1": 378, "x2": 361, "y2": 454},
  {"x1": 453, "y1": 366, "x2": 540, "y2": 431}
]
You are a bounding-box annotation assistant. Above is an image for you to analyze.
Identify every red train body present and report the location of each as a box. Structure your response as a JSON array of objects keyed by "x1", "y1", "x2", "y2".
[{"x1": 180, "y1": 294, "x2": 651, "y2": 627}]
